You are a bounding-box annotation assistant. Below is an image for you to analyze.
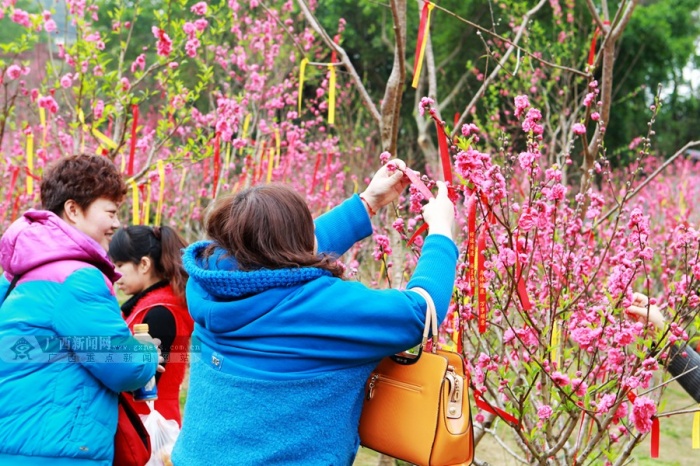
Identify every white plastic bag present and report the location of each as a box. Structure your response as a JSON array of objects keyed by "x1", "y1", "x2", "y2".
[{"x1": 139, "y1": 402, "x2": 180, "y2": 466}]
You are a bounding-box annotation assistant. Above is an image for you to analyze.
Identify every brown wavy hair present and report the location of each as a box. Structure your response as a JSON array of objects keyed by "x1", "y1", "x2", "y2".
[
  {"x1": 41, "y1": 154, "x2": 127, "y2": 215},
  {"x1": 205, "y1": 184, "x2": 343, "y2": 277}
]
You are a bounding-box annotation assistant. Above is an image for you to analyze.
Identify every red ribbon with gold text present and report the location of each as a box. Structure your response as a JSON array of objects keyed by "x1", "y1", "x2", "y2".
[{"x1": 476, "y1": 228, "x2": 487, "y2": 333}]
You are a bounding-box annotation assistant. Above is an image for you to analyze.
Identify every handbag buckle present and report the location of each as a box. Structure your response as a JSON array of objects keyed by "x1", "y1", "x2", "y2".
[
  {"x1": 445, "y1": 367, "x2": 463, "y2": 419},
  {"x1": 367, "y1": 374, "x2": 378, "y2": 400}
]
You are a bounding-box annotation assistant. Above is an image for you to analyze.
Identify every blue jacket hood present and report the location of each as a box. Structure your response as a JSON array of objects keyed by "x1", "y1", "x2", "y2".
[{"x1": 183, "y1": 241, "x2": 331, "y2": 333}]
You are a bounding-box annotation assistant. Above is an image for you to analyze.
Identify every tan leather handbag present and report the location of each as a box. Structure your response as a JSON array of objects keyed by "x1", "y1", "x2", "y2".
[{"x1": 358, "y1": 288, "x2": 474, "y2": 466}]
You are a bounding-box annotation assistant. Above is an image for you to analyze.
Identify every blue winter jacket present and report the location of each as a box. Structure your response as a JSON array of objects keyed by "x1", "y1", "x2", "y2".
[
  {"x1": 0, "y1": 210, "x2": 159, "y2": 465},
  {"x1": 172, "y1": 194, "x2": 458, "y2": 465}
]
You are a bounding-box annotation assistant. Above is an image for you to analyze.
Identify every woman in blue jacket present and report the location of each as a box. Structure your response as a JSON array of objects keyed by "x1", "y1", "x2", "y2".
[
  {"x1": 0, "y1": 154, "x2": 159, "y2": 465},
  {"x1": 172, "y1": 160, "x2": 458, "y2": 465}
]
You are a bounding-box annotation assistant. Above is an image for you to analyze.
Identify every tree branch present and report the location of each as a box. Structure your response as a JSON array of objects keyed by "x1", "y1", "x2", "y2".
[
  {"x1": 593, "y1": 140, "x2": 700, "y2": 228},
  {"x1": 380, "y1": 0, "x2": 407, "y2": 153},
  {"x1": 296, "y1": 0, "x2": 381, "y2": 125},
  {"x1": 453, "y1": 0, "x2": 548, "y2": 133}
]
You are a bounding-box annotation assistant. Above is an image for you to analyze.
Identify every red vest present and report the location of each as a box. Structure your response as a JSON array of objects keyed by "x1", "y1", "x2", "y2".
[{"x1": 124, "y1": 285, "x2": 194, "y2": 426}]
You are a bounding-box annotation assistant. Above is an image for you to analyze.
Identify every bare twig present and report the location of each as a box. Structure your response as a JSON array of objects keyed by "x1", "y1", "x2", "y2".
[
  {"x1": 296, "y1": 0, "x2": 381, "y2": 125},
  {"x1": 593, "y1": 140, "x2": 700, "y2": 228},
  {"x1": 453, "y1": 0, "x2": 549, "y2": 133}
]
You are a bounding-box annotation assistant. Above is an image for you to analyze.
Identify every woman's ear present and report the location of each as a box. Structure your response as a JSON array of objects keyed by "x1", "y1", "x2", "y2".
[
  {"x1": 61, "y1": 199, "x2": 82, "y2": 225},
  {"x1": 139, "y1": 256, "x2": 154, "y2": 275}
]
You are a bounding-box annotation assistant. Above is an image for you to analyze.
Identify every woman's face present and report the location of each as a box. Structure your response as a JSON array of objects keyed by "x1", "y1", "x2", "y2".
[
  {"x1": 113, "y1": 261, "x2": 148, "y2": 296},
  {"x1": 71, "y1": 197, "x2": 121, "y2": 251}
]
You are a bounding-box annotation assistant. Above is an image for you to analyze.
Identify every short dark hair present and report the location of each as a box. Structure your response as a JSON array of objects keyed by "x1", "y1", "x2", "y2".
[
  {"x1": 205, "y1": 184, "x2": 343, "y2": 277},
  {"x1": 41, "y1": 154, "x2": 127, "y2": 215}
]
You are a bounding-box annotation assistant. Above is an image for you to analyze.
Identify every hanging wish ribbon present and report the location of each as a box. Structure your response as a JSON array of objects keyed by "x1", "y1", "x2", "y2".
[
  {"x1": 128, "y1": 105, "x2": 139, "y2": 175},
  {"x1": 39, "y1": 105, "x2": 47, "y2": 147},
  {"x1": 587, "y1": 20, "x2": 610, "y2": 67},
  {"x1": 551, "y1": 321, "x2": 561, "y2": 367},
  {"x1": 78, "y1": 109, "x2": 117, "y2": 151},
  {"x1": 130, "y1": 180, "x2": 140, "y2": 226},
  {"x1": 650, "y1": 417, "x2": 660, "y2": 458},
  {"x1": 476, "y1": 228, "x2": 487, "y2": 333},
  {"x1": 452, "y1": 309, "x2": 463, "y2": 353},
  {"x1": 266, "y1": 148, "x2": 274, "y2": 184},
  {"x1": 154, "y1": 160, "x2": 165, "y2": 226},
  {"x1": 412, "y1": 1, "x2": 435, "y2": 88},
  {"x1": 26, "y1": 131, "x2": 34, "y2": 195},
  {"x1": 466, "y1": 194, "x2": 477, "y2": 292},
  {"x1": 428, "y1": 112, "x2": 453, "y2": 183},
  {"x1": 298, "y1": 58, "x2": 309, "y2": 115},
  {"x1": 328, "y1": 64, "x2": 336, "y2": 125},
  {"x1": 473, "y1": 387, "x2": 520, "y2": 428},
  {"x1": 514, "y1": 234, "x2": 532, "y2": 311},
  {"x1": 143, "y1": 180, "x2": 152, "y2": 225},
  {"x1": 309, "y1": 152, "x2": 323, "y2": 194},
  {"x1": 403, "y1": 168, "x2": 433, "y2": 246},
  {"x1": 692, "y1": 410, "x2": 700, "y2": 449}
]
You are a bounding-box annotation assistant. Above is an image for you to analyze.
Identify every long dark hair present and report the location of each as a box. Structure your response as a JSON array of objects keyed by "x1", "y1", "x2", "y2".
[
  {"x1": 205, "y1": 184, "x2": 343, "y2": 277},
  {"x1": 109, "y1": 225, "x2": 188, "y2": 300}
]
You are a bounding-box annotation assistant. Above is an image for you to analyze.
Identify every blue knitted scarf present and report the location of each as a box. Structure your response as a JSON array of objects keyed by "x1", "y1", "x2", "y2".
[{"x1": 183, "y1": 241, "x2": 332, "y2": 299}]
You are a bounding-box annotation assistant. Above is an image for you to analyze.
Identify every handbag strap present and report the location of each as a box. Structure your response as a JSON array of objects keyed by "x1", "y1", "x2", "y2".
[
  {"x1": 2, "y1": 274, "x2": 21, "y2": 303},
  {"x1": 409, "y1": 287, "x2": 438, "y2": 353}
]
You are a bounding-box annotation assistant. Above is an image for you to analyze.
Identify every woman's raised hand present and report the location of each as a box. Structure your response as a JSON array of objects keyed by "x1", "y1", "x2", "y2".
[
  {"x1": 422, "y1": 181, "x2": 455, "y2": 240},
  {"x1": 625, "y1": 292, "x2": 666, "y2": 331},
  {"x1": 360, "y1": 159, "x2": 411, "y2": 214}
]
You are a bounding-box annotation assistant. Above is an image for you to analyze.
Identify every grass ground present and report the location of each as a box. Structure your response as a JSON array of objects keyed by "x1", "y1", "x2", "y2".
[{"x1": 353, "y1": 382, "x2": 699, "y2": 465}]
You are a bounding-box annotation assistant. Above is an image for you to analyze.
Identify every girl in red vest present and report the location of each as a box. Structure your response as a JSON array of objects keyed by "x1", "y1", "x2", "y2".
[{"x1": 109, "y1": 225, "x2": 194, "y2": 426}]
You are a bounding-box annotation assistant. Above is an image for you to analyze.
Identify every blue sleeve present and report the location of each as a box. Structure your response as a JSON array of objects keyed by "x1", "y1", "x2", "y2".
[
  {"x1": 52, "y1": 268, "x2": 158, "y2": 392},
  {"x1": 279, "y1": 235, "x2": 458, "y2": 366},
  {"x1": 407, "y1": 234, "x2": 459, "y2": 322},
  {"x1": 314, "y1": 194, "x2": 373, "y2": 256},
  {"x1": 0, "y1": 275, "x2": 9, "y2": 308}
]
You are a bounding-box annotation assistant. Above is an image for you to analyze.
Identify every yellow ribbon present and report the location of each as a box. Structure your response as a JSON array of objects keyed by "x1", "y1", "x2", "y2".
[
  {"x1": 154, "y1": 160, "x2": 165, "y2": 226},
  {"x1": 693, "y1": 410, "x2": 700, "y2": 449},
  {"x1": 224, "y1": 139, "x2": 233, "y2": 169},
  {"x1": 411, "y1": 2, "x2": 435, "y2": 88},
  {"x1": 39, "y1": 106, "x2": 47, "y2": 147},
  {"x1": 143, "y1": 180, "x2": 152, "y2": 225},
  {"x1": 26, "y1": 132, "x2": 34, "y2": 195},
  {"x1": 328, "y1": 65, "x2": 336, "y2": 125},
  {"x1": 551, "y1": 321, "x2": 561, "y2": 367},
  {"x1": 78, "y1": 109, "x2": 117, "y2": 150},
  {"x1": 238, "y1": 114, "x2": 252, "y2": 157},
  {"x1": 130, "y1": 180, "x2": 140, "y2": 226},
  {"x1": 179, "y1": 167, "x2": 188, "y2": 193},
  {"x1": 298, "y1": 58, "x2": 309, "y2": 115},
  {"x1": 352, "y1": 178, "x2": 358, "y2": 194},
  {"x1": 266, "y1": 148, "x2": 274, "y2": 184}
]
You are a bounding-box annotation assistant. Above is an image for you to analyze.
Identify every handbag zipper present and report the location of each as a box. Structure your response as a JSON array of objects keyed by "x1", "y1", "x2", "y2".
[{"x1": 366, "y1": 374, "x2": 422, "y2": 400}]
